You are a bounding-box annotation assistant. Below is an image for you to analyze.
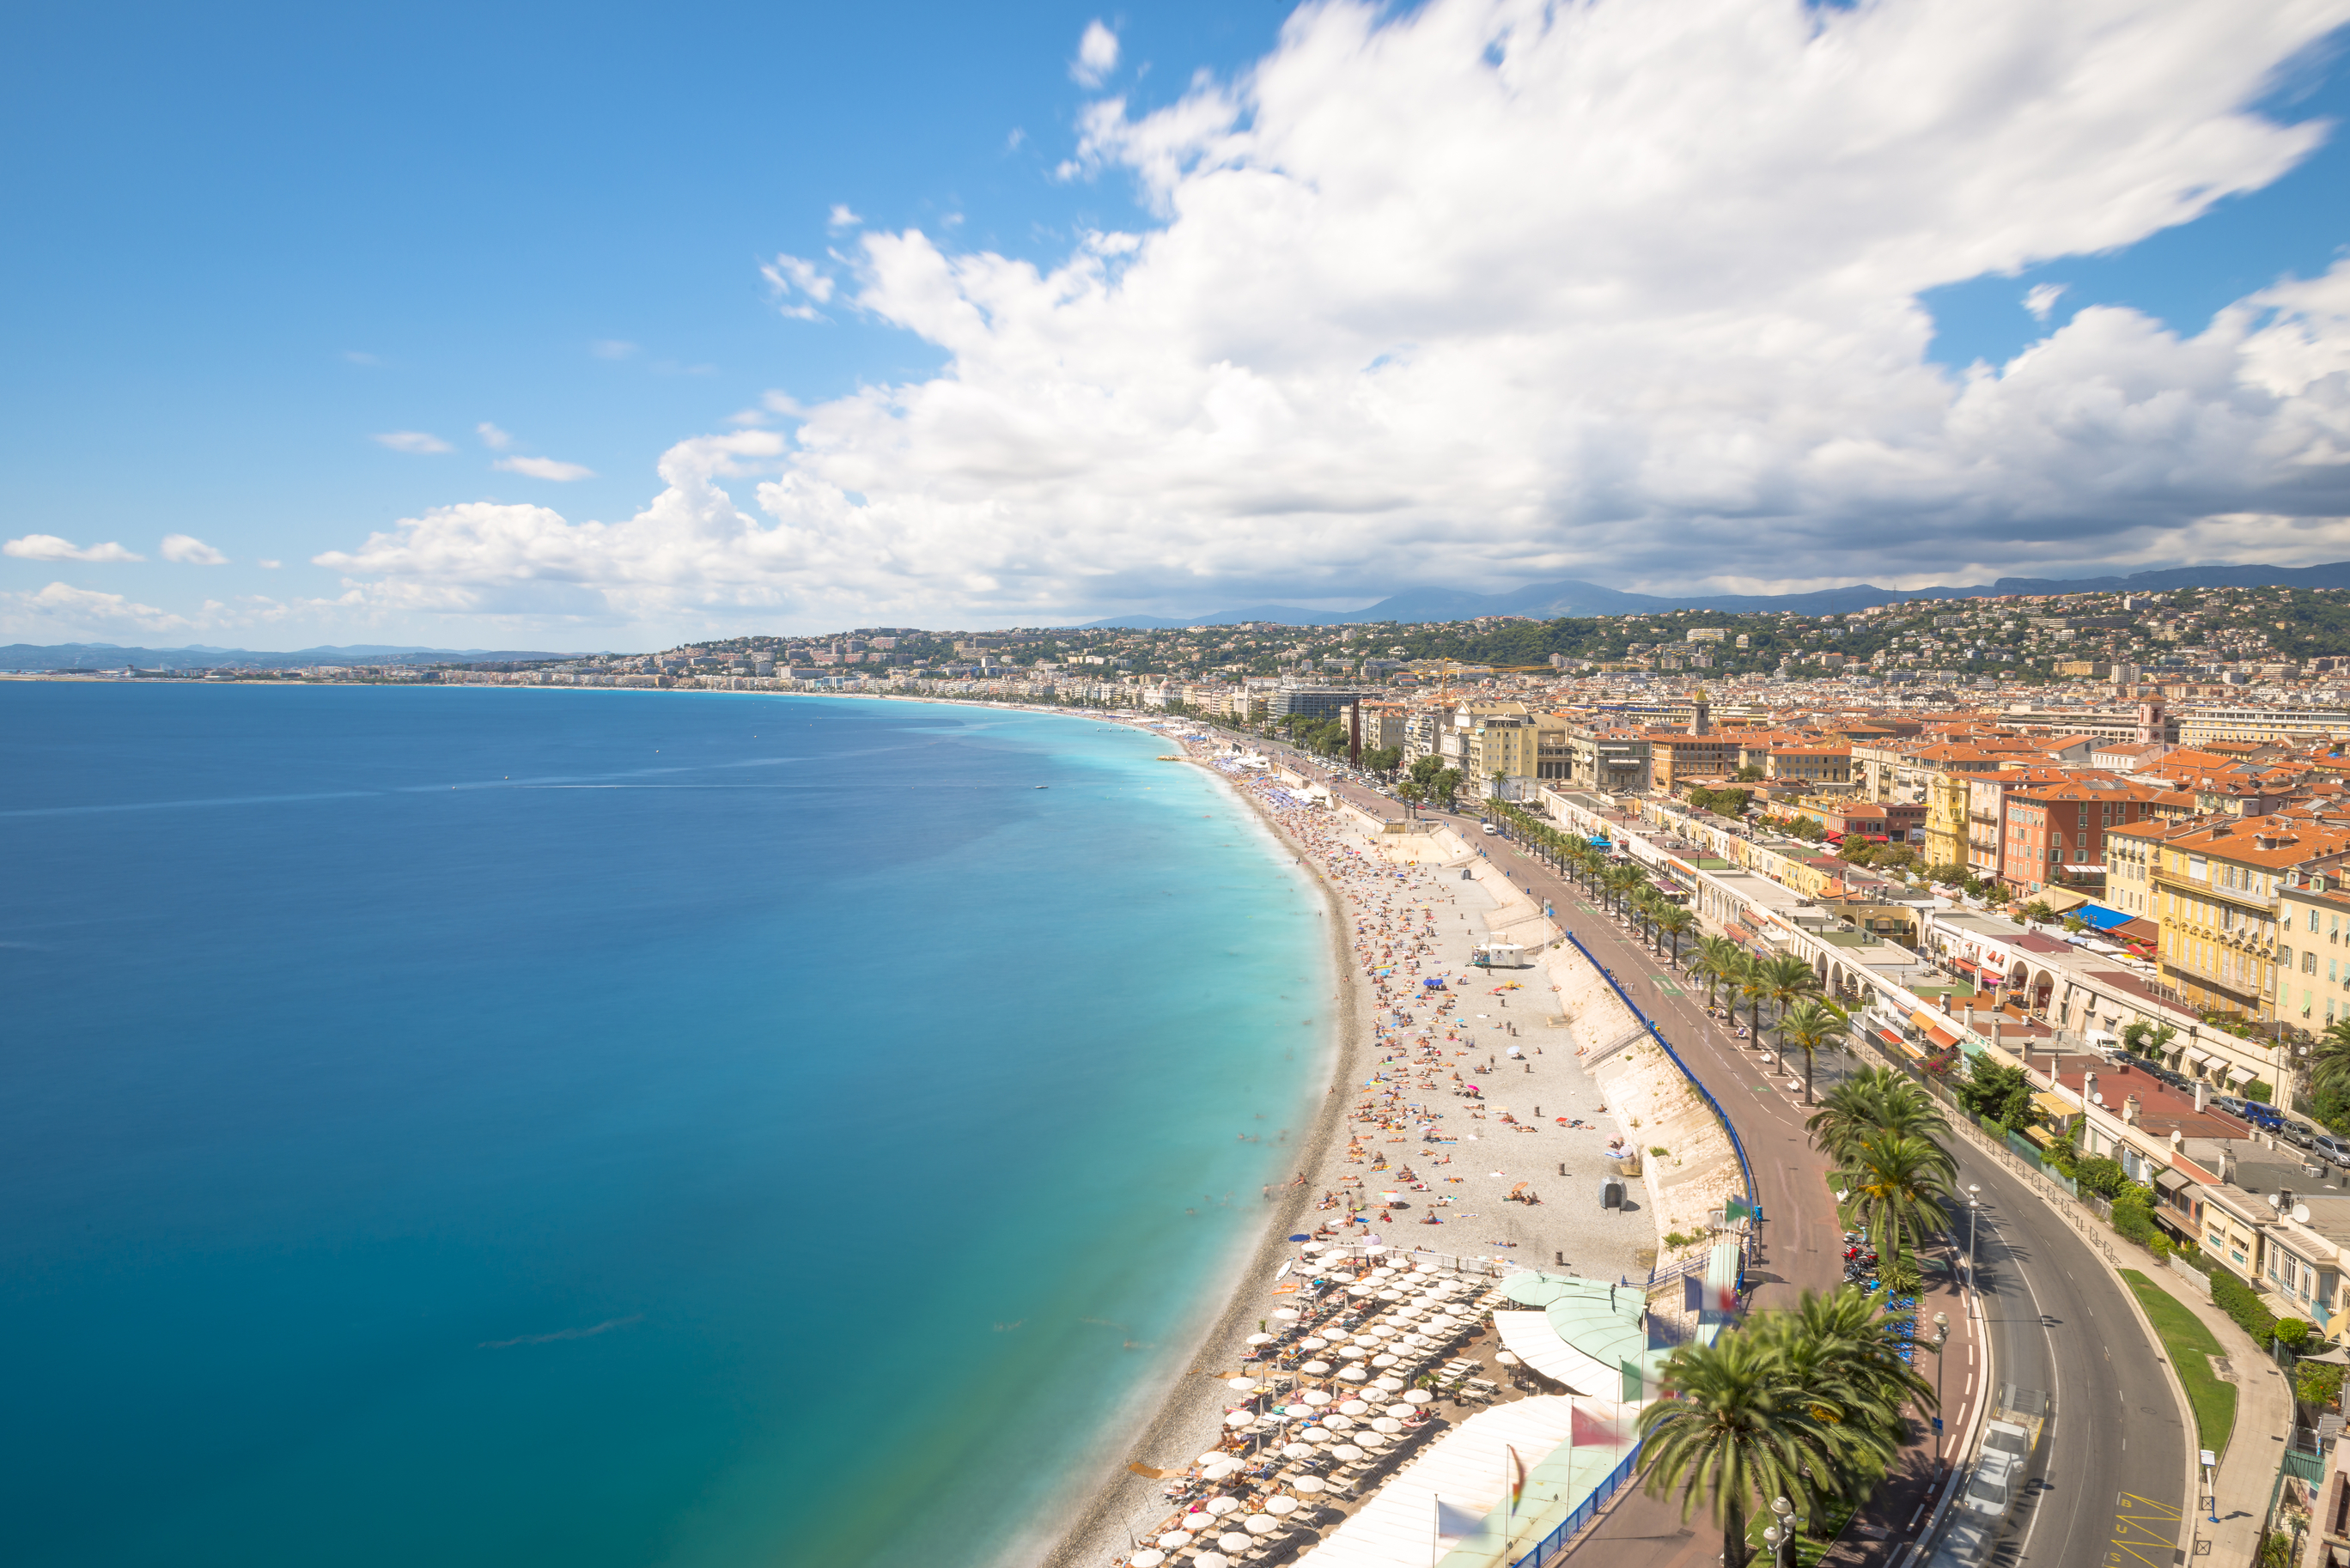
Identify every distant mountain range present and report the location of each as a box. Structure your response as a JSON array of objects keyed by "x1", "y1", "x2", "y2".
[
  {"x1": 1074, "y1": 561, "x2": 2350, "y2": 629},
  {"x1": 0, "y1": 642, "x2": 581, "y2": 672}
]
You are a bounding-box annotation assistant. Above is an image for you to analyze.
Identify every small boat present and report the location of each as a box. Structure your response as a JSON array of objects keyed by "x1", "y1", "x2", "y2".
[{"x1": 1035, "y1": 785, "x2": 1049, "y2": 789}]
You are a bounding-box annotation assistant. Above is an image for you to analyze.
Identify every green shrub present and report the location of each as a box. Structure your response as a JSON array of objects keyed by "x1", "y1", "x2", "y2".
[
  {"x1": 2243, "y1": 1079, "x2": 2274, "y2": 1104},
  {"x1": 2209, "y1": 1269, "x2": 2280, "y2": 1345},
  {"x1": 2298, "y1": 1362, "x2": 2344, "y2": 1409},
  {"x1": 2150, "y1": 1233, "x2": 2173, "y2": 1261},
  {"x1": 2111, "y1": 1197, "x2": 2157, "y2": 1247},
  {"x1": 2275, "y1": 1318, "x2": 2310, "y2": 1347},
  {"x1": 2074, "y1": 1157, "x2": 2132, "y2": 1198}
]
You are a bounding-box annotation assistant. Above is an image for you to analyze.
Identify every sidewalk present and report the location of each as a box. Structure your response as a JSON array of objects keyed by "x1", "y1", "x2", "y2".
[{"x1": 2130, "y1": 1266, "x2": 2297, "y2": 1565}]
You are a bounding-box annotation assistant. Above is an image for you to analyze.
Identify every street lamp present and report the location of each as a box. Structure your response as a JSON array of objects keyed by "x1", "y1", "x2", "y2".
[
  {"x1": 1931, "y1": 1311, "x2": 1951, "y2": 1446},
  {"x1": 1767, "y1": 1496, "x2": 1797, "y2": 1567},
  {"x1": 1966, "y1": 1184, "x2": 1982, "y2": 1293}
]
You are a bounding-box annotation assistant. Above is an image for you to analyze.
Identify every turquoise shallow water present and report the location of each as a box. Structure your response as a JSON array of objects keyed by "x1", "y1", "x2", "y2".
[{"x1": 0, "y1": 685, "x2": 1328, "y2": 1566}]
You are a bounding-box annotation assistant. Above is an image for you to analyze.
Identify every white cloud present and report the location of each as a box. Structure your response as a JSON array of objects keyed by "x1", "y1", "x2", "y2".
[
  {"x1": 373, "y1": 431, "x2": 452, "y2": 454},
  {"x1": 828, "y1": 204, "x2": 862, "y2": 229},
  {"x1": 316, "y1": 0, "x2": 2350, "y2": 629},
  {"x1": 478, "y1": 422, "x2": 515, "y2": 450},
  {"x1": 760, "y1": 253, "x2": 836, "y2": 320},
  {"x1": 0, "y1": 580, "x2": 192, "y2": 638},
  {"x1": 3, "y1": 534, "x2": 144, "y2": 562},
  {"x1": 161, "y1": 533, "x2": 230, "y2": 565},
  {"x1": 2024, "y1": 283, "x2": 2069, "y2": 320},
  {"x1": 494, "y1": 455, "x2": 598, "y2": 482},
  {"x1": 590, "y1": 340, "x2": 639, "y2": 361},
  {"x1": 259, "y1": 559, "x2": 283, "y2": 569},
  {"x1": 1072, "y1": 20, "x2": 1119, "y2": 88}
]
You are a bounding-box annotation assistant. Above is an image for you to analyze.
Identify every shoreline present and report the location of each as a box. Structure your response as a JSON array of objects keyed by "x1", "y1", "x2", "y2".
[{"x1": 1033, "y1": 748, "x2": 1367, "y2": 1568}]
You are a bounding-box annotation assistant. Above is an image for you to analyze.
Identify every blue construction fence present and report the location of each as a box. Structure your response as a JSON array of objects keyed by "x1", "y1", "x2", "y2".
[
  {"x1": 1561, "y1": 930, "x2": 1761, "y2": 1216},
  {"x1": 1508, "y1": 1443, "x2": 1642, "y2": 1567}
]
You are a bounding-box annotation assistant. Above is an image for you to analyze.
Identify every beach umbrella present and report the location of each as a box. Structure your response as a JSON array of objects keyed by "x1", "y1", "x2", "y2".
[
  {"x1": 1371, "y1": 1417, "x2": 1404, "y2": 1433},
  {"x1": 1370, "y1": 1353, "x2": 1399, "y2": 1369},
  {"x1": 1196, "y1": 1554, "x2": 1232, "y2": 1568},
  {"x1": 1330, "y1": 1443, "x2": 1367, "y2": 1462},
  {"x1": 1205, "y1": 1497, "x2": 1241, "y2": 1517},
  {"x1": 1265, "y1": 1495, "x2": 1300, "y2": 1516},
  {"x1": 1154, "y1": 1531, "x2": 1192, "y2": 1549},
  {"x1": 1227, "y1": 1377, "x2": 1259, "y2": 1392},
  {"x1": 1373, "y1": 1377, "x2": 1407, "y2": 1392},
  {"x1": 1300, "y1": 1241, "x2": 1324, "y2": 1253},
  {"x1": 1299, "y1": 1336, "x2": 1328, "y2": 1351},
  {"x1": 1130, "y1": 1553, "x2": 1166, "y2": 1568},
  {"x1": 1356, "y1": 1432, "x2": 1391, "y2": 1449},
  {"x1": 1403, "y1": 1389, "x2": 1433, "y2": 1403},
  {"x1": 1301, "y1": 1426, "x2": 1333, "y2": 1443},
  {"x1": 1338, "y1": 1400, "x2": 1371, "y2": 1416},
  {"x1": 1291, "y1": 1475, "x2": 1328, "y2": 1494},
  {"x1": 1377, "y1": 1288, "x2": 1404, "y2": 1301},
  {"x1": 1300, "y1": 1359, "x2": 1333, "y2": 1376},
  {"x1": 1364, "y1": 1244, "x2": 1389, "y2": 1256},
  {"x1": 1301, "y1": 1389, "x2": 1332, "y2": 1406},
  {"x1": 1384, "y1": 1405, "x2": 1415, "y2": 1419},
  {"x1": 1245, "y1": 1333, "x2": 1275, "y2": 1346},
  {"x1": 1336, "y1": 1346, "x2": 1369, "y2": 1360},
  {"x1": 1245, "y1": 1516, "x2": 1282, "y2": 1536},
  {"x1": 1224, "y1": 1411, "x2": 1257, "y2": 1428},
  {"x1": 1288, "y1": 1233, "x2": 1312, "y2": 1242},
  {"x1": 1197, "y1": 1449, "x2": 1230, "y2": 1467},
  {"x1": 1495, "y1": 1351, "x2": 1521, "y2": 1368},
  {"x1": 1346, "y1": 1285, "x2": 1375, "y2": 1298},
  {"x1": 1338, "y1": 1365, "x2": 1370, "y2": 1382},
  {"x1": 1217, "y1": 1532, "x2": 1252, "y2": 1553},
  {"x1": 1202, "y1": 1459, "x2": 1241, "y2": 1481},
  {"x1": 1321, "y1": 1413, "x2": 1355, "y2": 1431},
  {"x1": 1272, "y1": 1308, "x2": 1300, "y2": 1321},
  {"x1": 1280, "y1": 1441, "x2": 1314, "y2": 1460}
]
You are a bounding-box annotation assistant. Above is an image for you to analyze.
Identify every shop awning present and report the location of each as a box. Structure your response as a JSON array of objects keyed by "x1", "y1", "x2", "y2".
[
  {"x1": 2031, "y1": 1091, "x2": 2073, "y2": 1119},
  {"x1": 1725, "y1": 924, "x2": 1754, "y2": 943},
  {"x1": 2228, "y1": 1066, "x2": 2255, "y2": 1085},
  {"x1": 2186, "y1": 1050, "x2": 2210, "y2": 1067},
  {"x1": 1925, "y1": 1024, "x2": 1962, "y2": 1049},
  {"x1": 2070, "y1": 904, "x2": 2134, "y2": 932},
  {"x1": 1911, "y1": 1009, "x2": 1948, "y2": 1035},
  {"x1": 1950, "y1": 957, "x2": 1979, "y2": 974},
  {"x1": 2155, "y1": 1169, "x2": 2192, "y2": 1195}
]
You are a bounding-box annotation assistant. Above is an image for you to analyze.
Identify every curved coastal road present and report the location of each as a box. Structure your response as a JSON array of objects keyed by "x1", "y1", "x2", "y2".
[{"x1": 1248, "y1": 751, "x2": 2188, "y2": 1568}]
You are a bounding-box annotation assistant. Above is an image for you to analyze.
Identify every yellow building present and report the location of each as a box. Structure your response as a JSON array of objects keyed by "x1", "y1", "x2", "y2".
[
  {"x1": 2151, "y1": 819, "x2": 2350, "y2": 1023},
  {"x1": 1922, "y1": 772, "x2": 1970, "y2": 872}
]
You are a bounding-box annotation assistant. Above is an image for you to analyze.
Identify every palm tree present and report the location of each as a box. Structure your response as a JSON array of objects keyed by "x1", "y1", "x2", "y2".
[
  {"x1": 1736, "y1": 952, "x2": 1771, "y2": 1042},
  {"x1": 2312, "y1": 1018, "x2": 2350, "y2": 1103},
  {"x1": 1758, "y1": 952, "x2": 1823, "y2": 1037},
  {"x1": 1776, "y1": 998, "x2": 1851, "y2": 1105},
  {"x1": 1759, "y1": 1287, "x2": 1937, "y2": 1461},
  {"x1": 1693, "y1": 935, "x2": 1742, "y2": 1008},
  {"x1": 1805, "y1": 1067, "x2": 1952, "y2": 1168},
  {"x1": 1836, "y1": 1132, "x2": 1955, "y2": 1272},
  {"x1": 1639, "y1": 1329, "x2": 1836, "y2": 1568},
  {"x1": 1603, "y1": 861, "x2": 1645, "y2": 917},
  {"x1": 1655, "y1": 903, "x2": 1698, "y2": 966}
]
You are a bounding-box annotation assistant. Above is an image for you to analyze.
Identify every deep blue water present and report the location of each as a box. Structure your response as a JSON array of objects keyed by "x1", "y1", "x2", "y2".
[{"x1": 0, "y1": 684, "x2": 1328, "y2": 1566}]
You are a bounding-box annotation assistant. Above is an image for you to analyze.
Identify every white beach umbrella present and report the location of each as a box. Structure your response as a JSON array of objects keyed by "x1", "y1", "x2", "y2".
[
  {"x1": 1129, "y1": 1553, "x2": 1166, "y2": 1568},
  {"x1": 1272, "y1": 1308, "x2": 1300, "y2": 1321},
  {"x1": 1300, "y1": 1426, "x2": 1333, "y2": 1443},
  {"x1": 1245, "y1": 1333, "x2": 1275, "y2": 1346},
  {"x1": 1217, "y1": 1531, "x2": 1252, "y2": 1552},
  {"x1": 1338, "y1": 1400, "x2": 1371, "y2": 1416},
  {"x1": 1299, "y1": 1336, "x2": 1328, "y2": 1351},
  {"x1": 1377, "y1": 1288, "x2": 1404, "y2": 1301},
  {"x1": 1202, "y1": 1459, "x2": 1241, "y2": 1481},
  {"x1": 1330, "y1": 1443, "x2": 1367, "y2": 1462},
  {"x1": 1371, "y1": 1417, "x2": 1404, "y2": 1433},
  {"x1": 1338, "y1": 1365, "x2": 1370, "y2": 1382},
  {"x1": 1336, "y1": 1345, "x2": 1369, "y2": 1359},
  {"x1": 1265, "y1": 1495, "x2": 1300, "y2": 1516},
  {"x1": 1291, "y1": 1475, "x2": 1328, "y2": 1494},
  {"x1": 1370, "y1": 1353, "x2": 1399, "y2": 1369},
  {"x1": 1300, "y1": 1359, "x2": 1333, "y2": 1376},
  {"x1": 1373, "y1": 1377, "x2": 1407, "y2": 1392},
  {"x1": 1196, "y1": 1554, "x2": 1232, "y2": 1568},
  {"x1": 1356, "y1": 1431, "x2": 1391, "y2": 1448},
  {"x1": 1224, "y1": 1411, "x2": 1256, "y2": 1429},
  {"x1": 1205, "y1": 1497, "x2": 1241, "y2": 1517},
  {"x1": 1321, "y1": 1413, "x2": 1355, "y2": 1431},
  {"x1": 1227, "y1": 1377, "x2": 1259, "y2": 1392},
  {"x1": 1495, "y1": 1351, "x2": 1521, "y2": 1368},
  {"x1": 1403, "y1": 1389, "x2": 1433, "y2": 1403},
  {"x1": 1346, "y1": 1285, "x2": 1375, "y2": 1298},
  {"x1": 1245, "y1": 1515, "x2": 1282, "y2": 1535},
  {"x1": 1300, "y1": 1241, "x2": 1324, "y2": 1252},
  {"x1": 1155, "y1": 1531, "x2": 1192, "y2": 1549},
  {"x1": 1364, "y1": 1246, "x2": 1390, "y2": 1257},
  {"x1": 1384, "y1": 1404, "x2": 1415, "y2": 1419},
  {"x1": 1197, "y1": 1449, "x2": 1230, "y2": 1467},
  {"x1": 1301, "y1": 1389, "x2": 1332, "y2": 1406}
]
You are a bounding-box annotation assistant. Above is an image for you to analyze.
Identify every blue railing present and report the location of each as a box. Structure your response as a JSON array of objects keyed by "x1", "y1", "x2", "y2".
[
  {"x1": 1507, "y1": 1443, "x2": 1642, "y2": 1567},
  {"x1": 1562, "y1": 930, "x2": 1759, "y2": 1213}
]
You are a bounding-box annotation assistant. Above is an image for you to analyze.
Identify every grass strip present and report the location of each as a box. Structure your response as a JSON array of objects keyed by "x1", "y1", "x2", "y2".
[{"x1": 2120, "y1": 1267, "x2": 2237, "y2": 1456}]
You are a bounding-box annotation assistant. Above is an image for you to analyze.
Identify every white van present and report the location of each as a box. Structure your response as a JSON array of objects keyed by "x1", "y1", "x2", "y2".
[{"x1": 1482, "y1": 823, "x2": 1499, "y2": 835}]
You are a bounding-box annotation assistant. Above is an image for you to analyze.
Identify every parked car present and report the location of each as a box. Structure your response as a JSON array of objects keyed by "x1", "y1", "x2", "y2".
[
  {"x1": 2208, "y1": 1093, "x2": 2253, "y2": 1121},
  {"x1": 2310, "y1": 1133, "x2": 2350, "y2": 1169}
]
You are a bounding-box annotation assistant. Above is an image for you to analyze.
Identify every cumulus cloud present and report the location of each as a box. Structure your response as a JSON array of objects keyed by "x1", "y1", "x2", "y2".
[
  {"x1": 478, "y1": 422, "x2": 515, "y2": 450},
  {"x1": 0, "y1": 581, "x2": 192, "y2": 637},
  {"x1": 760, "y1": 253, "x2": 836, "y2": 320},
  {"x1": 2024, "y1": 283, "x2": 2069, "y2": 321},
  {"x1": 373, "y1": 431, "x2": 452, "y2": 454},
  {"x1": 828, "y1": 204, "x2": 862, "y2": 229},
  {"x1": 161, "y1": 533, "x2": 230, "y2": 565},
  {"x1": 494, "y1": 455, "x2": 598, "y2": 482},
  {"x1": 4, "y1": 534, "x2": 144, "y2": 562},
  {"x1": 317, "y1": 0, "x2": 2350, "y2": 628},
  {"x1": 1072, "y1": 20, "x2": 1119, "y2": 88}
]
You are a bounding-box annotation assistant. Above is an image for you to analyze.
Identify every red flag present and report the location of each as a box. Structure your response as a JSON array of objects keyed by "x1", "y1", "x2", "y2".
[
  {"x1": 1571, "y1": 1404, "x2": 1634, "y2": 1447},
  {"x1": 1507, "y1": 1443, "x2": 1527, "y2": 1505}
]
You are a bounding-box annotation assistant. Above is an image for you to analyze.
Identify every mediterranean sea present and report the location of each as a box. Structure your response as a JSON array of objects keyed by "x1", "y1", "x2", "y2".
[{"x1": 0, "y1": 683, "x2": 1330, "y2": 1567}]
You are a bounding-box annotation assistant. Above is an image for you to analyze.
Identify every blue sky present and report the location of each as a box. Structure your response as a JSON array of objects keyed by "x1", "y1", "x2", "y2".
[{"x1": 5, "y1": 1, "x2": 2350, "y2": 647}]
